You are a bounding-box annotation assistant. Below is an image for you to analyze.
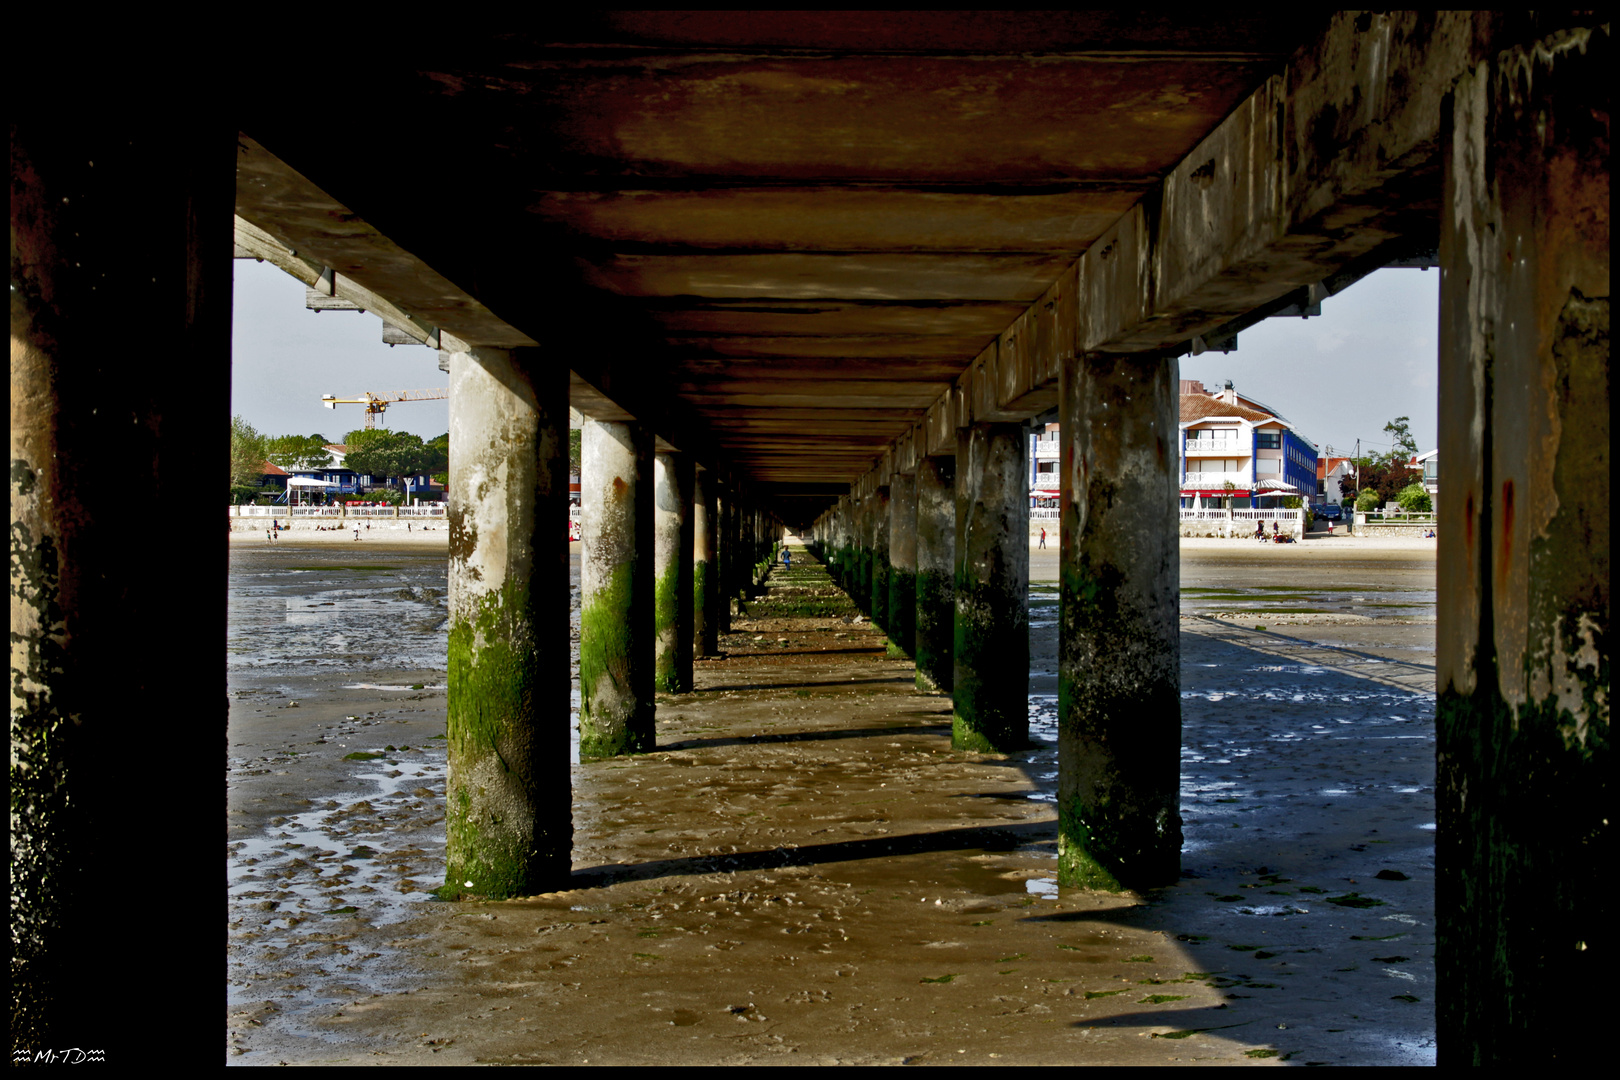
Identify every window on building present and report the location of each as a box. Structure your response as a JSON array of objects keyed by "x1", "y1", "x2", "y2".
[
  {"x1": 1036, "y1": 461, "x2": 1056, "y2": 474},
  {"x1": 1254, "y1": 431, "x2": 1281, "y2": 449}
]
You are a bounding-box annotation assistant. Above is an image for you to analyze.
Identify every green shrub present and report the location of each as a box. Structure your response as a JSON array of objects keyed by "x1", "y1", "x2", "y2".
[
  {"x1": 1355, "y1": 490, "x2": 1381, "y2": 513},
  {"x1": 1396, "y1": 482, "x2": 1432, "y2": 514}
]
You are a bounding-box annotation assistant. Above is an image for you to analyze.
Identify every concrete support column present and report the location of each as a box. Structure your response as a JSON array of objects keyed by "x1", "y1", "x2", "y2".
[
  {"x1": 857, "y1": 495, "x2": 874, "y2": 611},
  {"x1": 446, "y1": 348, "x2": 572, "y2": 896},
  {"x1": 716, "y1": 489, "x2": 733, "y2": 633},
  {"x1": 693, "y1": 470, "x2": 720, "y2": 658},
  {"x1": 1056, "y1": 354, "x2": 1181, "y2": 891},
  {"x1": 888, "y1": 472, "x2": 918, "y2": 659},
  {"x1": 952, "y1": 425, "x2": 1029, "y2": 750},
  {"x1": 1437, "y1": 31, "x2": 1609, "y2": 1063},
  {"x1": 870, "y1": 486, "x2": 891, "y2": 634},
  {"x1": 11, "y1": 109, "x2": 233, "y2": 1048},
  {"x1": 579, "y1": 419, "x2": 654, "y2": 758},
  {"x1": 652, "y1": 451, "x2": 695, "y2": 692},
  {"x1": 914, "y1": 455, "x2": 956, "y2": 692}
]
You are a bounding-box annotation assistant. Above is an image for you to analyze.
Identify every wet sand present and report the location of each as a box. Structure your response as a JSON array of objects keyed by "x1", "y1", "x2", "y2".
[{"x1": 228, "y1": 539, "x2": 1435, "y2": 1065}]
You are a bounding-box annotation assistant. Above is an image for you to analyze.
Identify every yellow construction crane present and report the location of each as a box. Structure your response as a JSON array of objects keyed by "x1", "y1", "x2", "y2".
[{"x1": 320, "y1": 388, "x2": 448, "y2": 429}]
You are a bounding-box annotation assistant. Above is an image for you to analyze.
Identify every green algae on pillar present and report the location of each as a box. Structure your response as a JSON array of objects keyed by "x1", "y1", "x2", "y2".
[
  {"x1": 693, "y1": 469, "x2": 720, "y2": 658},
  {"x1": 914, "y1": 454, "x2": 956, "y2": 692},
  {"x1": 1056, "y1": 353, "x2": 1180, "y2": 891},
  {"x1": 1436, "y1": 32, "x2": 1610, "y2": 1063},
  {"x1": 446, "y1": 348, "x2": 573, "y2": 897},
  {"x1": 887, "y1": 472, "x2": 918, "y2": 659},
  {"x1": 578, "y1": 419, "x2": 655, "y2": 759},
  {"x1": 952, "y1": 425, "x2": 1029, "y2": 751},
  {"x1": 652, "y1": 451, "x2": 695, "y2": 692}
]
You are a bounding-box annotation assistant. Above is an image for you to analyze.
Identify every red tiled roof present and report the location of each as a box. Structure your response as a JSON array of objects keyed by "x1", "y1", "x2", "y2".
[
  {"x1": 1180, "y1": 395, "x2": 1275, "y2": 423},
  {"x1": 1316, "y1": 456, "x2": 1352, "y2": 478},
  {"x1": 261, "y1": 461, "x2": 289, "y2": 476}
]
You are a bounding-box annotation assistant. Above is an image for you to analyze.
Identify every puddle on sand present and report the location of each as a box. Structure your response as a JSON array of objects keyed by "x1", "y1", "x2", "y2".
[{"x1": 227, "y1": 741, "x2": 448, "y2": 1016}]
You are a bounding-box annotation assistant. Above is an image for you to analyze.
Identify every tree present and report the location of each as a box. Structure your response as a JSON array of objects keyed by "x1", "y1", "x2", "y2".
[
  {"x1": 267, "y1": 433, "x2": 332, "y2": 471},
  {"x1": 1382, "y1": 416, "x2": 1419, "y2": 465},
  {"x1": 230, "y1": 415, "x2": 268, "y2": 490},
  {"x1": 1397, "y1": 482, "x2": 1433, "y2": 514},
  {"x1": 1345, "y1": 455, "x2": 1418, "y2": 508},
  {"x1": 343, "y1": 430, "x2": 428, "y2": 483},
  {"x1": 424, "y1": 433, "x2": 450, "y2": 475}
]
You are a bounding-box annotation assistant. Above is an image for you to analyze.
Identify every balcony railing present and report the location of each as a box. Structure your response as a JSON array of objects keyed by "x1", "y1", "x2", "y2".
[
  {"x1": 1183, "y1": 437, "x2": 1246, "y2": 454},
  {"x1": 1180, "y1": 471, "x2": 1250, "y2": 488}
]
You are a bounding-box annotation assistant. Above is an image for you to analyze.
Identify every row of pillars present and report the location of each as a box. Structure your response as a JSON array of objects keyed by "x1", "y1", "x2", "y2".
[
  {"x1": 9, "y1": 29, "x2": 1606, "y2": 1056},
  {"x1": 813, "y1": 365, "x2": 1178, "y2": 893},
  {"x1": 443, "y1": 359, "x2": 782, "y2": 897}
]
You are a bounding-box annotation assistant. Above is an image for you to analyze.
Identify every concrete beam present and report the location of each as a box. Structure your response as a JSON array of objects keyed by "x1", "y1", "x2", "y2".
[{"x1": 896, "y1": 12, "x2": 1501, "y2": 473}]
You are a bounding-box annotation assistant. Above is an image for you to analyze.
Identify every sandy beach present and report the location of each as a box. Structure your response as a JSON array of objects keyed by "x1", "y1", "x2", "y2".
[{"x1": 228, "y1": 538, "x2": 1436, "y2": 1065}]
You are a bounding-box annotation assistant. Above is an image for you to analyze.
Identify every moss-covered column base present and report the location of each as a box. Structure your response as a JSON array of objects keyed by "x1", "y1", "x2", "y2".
[
  {"x1": 888, "y1": 472, "x2": 919, "y2": 658},
  {"x1": 1056, "y1": 353, "x2": 1180, "y2": 891},
  {"x1": 953, "y1": 425, "x2": 1029, "y2": 750},
  {"x1": 446, "y1": 347, "x2": 572, "y2": 898},
  {"x1": 578, "y1": 419, "x2": 654, "y2": 759},
  {"x1": 652, "y1": 451, "x2": 695, "y2": 692},
  {"x1": 914, "y1": 455, "x2": 956, "y2": 693},
  {"x1": 1436, "y1": 31, "x2": 1610, "y2": 1062}
]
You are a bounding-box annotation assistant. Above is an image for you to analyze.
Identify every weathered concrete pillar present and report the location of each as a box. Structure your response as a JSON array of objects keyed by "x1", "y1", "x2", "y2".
[
  {"x1": 652, "y1": 451, "x2": 695, "y2": 692},
  {"x1": 953, "y1": 425, "x2": 1029, "y2": 750},
  {"x1": 693, "y1": 469, "x2": 720, "y2": 658},
  {"x1": 446, "y1": 348, "x2": 573, "y2": 896},
  {"x1": 1056, "y1": 354, "x2": 1181, "y2": 891},
  {"x1": 887, "y1": 472, "x2": 919, "y2": 659},
  {"x1": 716, "y1": 488, "x2": 733, "y2": 633},
  {"x1": 870, "y1": 486, "x2": 891, "y2": 634},
  {"x1": 1437, "y1": 29, "x2": 1609, "y2": 1063},
  {"x1": 914, "y1": 455, "x2": 956, "y2": 692},
  {"x1": 579, "y1": 419, "x2": 654, "y2": 757},
  {"x1": 11, "y1": 110, "x2": 232, "y2": 1048}
]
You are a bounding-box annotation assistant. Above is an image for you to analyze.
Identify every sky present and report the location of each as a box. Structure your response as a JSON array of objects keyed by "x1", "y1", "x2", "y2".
[
  {"x1": 231, "y1": 258, "x2": 1439, "y2": 459},
  {"x1": 1178, "y1": 267, "x2": 1440, "y2": 459},
  {"x1": 231, "y1": 259, "x2": 450, "y2": 442}
]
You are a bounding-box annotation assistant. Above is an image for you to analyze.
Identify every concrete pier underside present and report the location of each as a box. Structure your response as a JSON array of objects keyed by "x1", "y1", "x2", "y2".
[{"x1": 8, "y1": 13, "x2": 1608, "y2": 1063}]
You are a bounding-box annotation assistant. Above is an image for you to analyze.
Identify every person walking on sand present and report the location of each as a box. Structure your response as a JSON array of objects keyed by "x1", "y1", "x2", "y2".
[
  {"x1": 1039, "y1": 527, "x2": 1046, "y2": 549},
  {"x1": 354, "y1": 528, "x2": 361, "y2": 541}
]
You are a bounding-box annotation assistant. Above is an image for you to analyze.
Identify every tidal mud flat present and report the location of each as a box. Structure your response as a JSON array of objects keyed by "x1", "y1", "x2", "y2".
[{"x1": 227, "y1": 541, "x2": 1436, "y2": 1065}]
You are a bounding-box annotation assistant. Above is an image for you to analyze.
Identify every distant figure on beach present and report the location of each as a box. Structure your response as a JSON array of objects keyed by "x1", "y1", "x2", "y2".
[
  {"x1": 1255, "y1": 520, "x2": 1266, "y2": 541},
  {"x1": 1039, "y1": 527, "x2": 1046, "y2": 548},
  {"x1": 407, "y1": 522, "x2": 412, "y2": 532},
  {"x1": 354, "y1": 528, "x2": 361, "y2": 541},
  {"x1": 266, "y1": 530, "x2": 272, "y2": 542}
]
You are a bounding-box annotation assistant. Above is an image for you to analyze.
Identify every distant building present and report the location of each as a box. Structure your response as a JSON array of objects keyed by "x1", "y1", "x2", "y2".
[
  {"x1": 1415, "y1": 449, "x2": 1438, "y2": 501},
  {"x1": 1317, "y1": 456, "x2": 1355, "y2": 505},
  {"x1": 257, "y1": 460, "x2": 289, "y2": 492},
  {"x1": 1178, "y1": 380, "x2": 1318, "y2": 509},
  {"x1": 1029, "y1": 424, "x2": 1060, "y2": 507},
  {"x1": 286, "y1": 444, "x2": 361, "y2": 495}
]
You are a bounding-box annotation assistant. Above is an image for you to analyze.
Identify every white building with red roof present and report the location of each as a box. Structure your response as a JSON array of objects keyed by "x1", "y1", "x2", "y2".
[{"x1": 1179, "y1": 380, "x2": 1318, "y2": 509}]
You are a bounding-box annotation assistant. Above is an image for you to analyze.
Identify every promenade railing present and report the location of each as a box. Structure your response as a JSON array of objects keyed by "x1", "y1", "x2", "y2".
[{"x1": 229, "y1": 504, "x2": 447, "y2": 519}]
